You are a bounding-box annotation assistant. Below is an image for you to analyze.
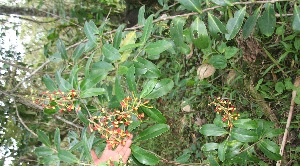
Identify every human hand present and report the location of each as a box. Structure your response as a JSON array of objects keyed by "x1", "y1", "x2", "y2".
[{"x1": 91, "y1": 134, "x2": 133, "y2": 166}]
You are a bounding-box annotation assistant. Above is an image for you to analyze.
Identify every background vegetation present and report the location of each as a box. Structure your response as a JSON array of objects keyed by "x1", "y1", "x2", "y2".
[{"x1": 0, "y1": 0, "x2": 299, "y2": 165}]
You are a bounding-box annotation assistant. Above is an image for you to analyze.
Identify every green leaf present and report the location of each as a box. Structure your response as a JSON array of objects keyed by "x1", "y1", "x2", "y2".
[
  {"x1": 126, "y1": 66, "x2": 137, "y2": 94},
  {"x1": 115, "y1": 76, "x2": 125, "y2": 102},
  {"x1": 202, "y1": 143, "x2": 219, "y2": 151},
  {"x1": 92, "y1": 61, "x2": 114, "y2": 72},
  {"x1": 175, "y1": 153, "x2": 190, "y2": 163},
  {"x1": 69, "y1": 65, "x2": 79, "y2": 89},
  {"x1": 231, "y1": 128, "x2": 259, "y2": 142},
  {"x1": 177, "y1": 0, "x2": 201, "y2": 13},
  {"x1": 190, "y1": 17, "x2": 210, "y2": 49},
  {"x1": 37, "y1": 130, "x2": 51, "y2": 147},
  {"x1": 233, "y1": 119, "x2": 258, "y2": 129},
  {"x1": 113, "y1": 24, "x2": 125, "y2": 49},
  {"x1": 141, "y1": 15, "x2": 153, "y2": 43},
  {"x1": 293, "y1": 4, "x2": 300, "y2": 32},
  {"x1": 218, "y1": 140, "x2": 227, "y2": 162},
  {"x1": 144, "y1": 78, "x2": 174, "y2": 99},
  {"x1": 80, "y1": 72, "x2": 107, "y2": 91},
  {"x1": 85, "y1": 53, "x2": 95, "y2": 76},
  {"x1": 128, "y1": 120, "x2": 141, "y2": 132},
  {"x1": 55, "y1": 71, "x2": 72, "y2": 92},
  {"x1": 242, "y1": 6, "x2": 261, "y2": 38},
  {"x1": 258, "y1": 139, "x2": 281, "y2": 160},
  {"x1": 131, "y1": 145, "x2": 160, "y2": 165},
  {"x1": 207, "y1": 13, "x2": 227, "y2": 38},
  {"x1": 211, "y1": 0, "x2": 233, "y2": 6},
  {"x1": 140, "y1": 106, "x2": 167, "y2": 123},
  {"x1": 199, "y1": 124, "x2": 228, "y2": 136},
  {"x1": 42, "y1": 75, "x2": 57, "y2": 91},
  {"x1": 135, "y1": 57, "x2": 161, "y2": 78},
  {"x1": 102, "y1": 44, "x2": 121, "y2": 63},
  {"x1": 56, "y1": 39, "x2": 67, "y2": 59},
  {"x1": 145, "y1": 40, "x2": 173, "y2": 60},
  {"x1": 224, "y1": 46, "x2": 239, "y2": 59},
  {"x1": 72, "y1": 43, "x2": 85, "y2": 62},
  {"x1": 265, "y1": 128, "x2": 284, "y2": 138},
  {"x1": 170, "y1": 17, "x2": 190, "y2": 54},
  {"x1": 140, "y1": 79, "x2": 158, "y2": 98},
  {"x1": 258, "y1": 3, "x2": 276, "y2": 36},
  {"x1": 43, "y1": 155, "x2": 59, "y2": 165},
  {"x1": 134, "y1": 124, "x2": 169, "y2": 142},
  {"x1": 138, "y1": 6, "x2": 146, "y2": 25},
  {"x1": 77, "y1": 110, "x2": 90, "y2": 125},
  {"x1": 208, "y1": 154, "x2": 220, "y2": 166},
  {"x1": 54, "y1": 128, "x2": 61, "y2": 150},
  {"x1": 58, "y1": 150, "x2": 79, "y2": 163},
  {"x1": 84, "y1": 20, "x2": 97, "y2": 43},
  {"x1": 209, "y1": 55, "x2": 227, "y2": 69},
  {"x1": 84, "y1": 40, "x2": 97, "y2": 52},
  {"x1": 35, "y1": 147, "x2": 54, "y2": 156},
  {"x1": 275, "y1": 81, "x2": 285, "y2": 94},
  {"x1": 80, "y1": 88, "x2": 106, "y2": 98},
  {"x1": 225, "y1": 7, "x2": 246, "y2": 40}
]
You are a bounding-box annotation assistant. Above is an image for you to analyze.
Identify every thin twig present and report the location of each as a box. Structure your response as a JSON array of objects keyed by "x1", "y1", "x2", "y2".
[
  {"x1": 14, "y1": 100, "x2": 38, "y2": 137},
  {"x1": 276, "y1": 77, "x2": 300, "y2": 166},
  {"x1": 11, "y1": 59, "x2": 51, "y2": 92},
  {"x1": 0, "y1": 59, "x2": 32, "y2": 72}
]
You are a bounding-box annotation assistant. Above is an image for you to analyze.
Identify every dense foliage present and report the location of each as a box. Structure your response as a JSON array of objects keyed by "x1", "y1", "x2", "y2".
[{"x1": 1, "y1": 0, "x2": 300, "y2": 165}]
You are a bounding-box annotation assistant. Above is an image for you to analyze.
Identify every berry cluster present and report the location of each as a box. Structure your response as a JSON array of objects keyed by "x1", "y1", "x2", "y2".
[
  {"x1": 89, "y1": 96, "x2": 148, "y2": 149},
  {"x1": 33, "y1": 89, "x2": 80, "y2": 113},
  {"x1": 208, "y1": 97, "x2": 240, "y2": 128}
]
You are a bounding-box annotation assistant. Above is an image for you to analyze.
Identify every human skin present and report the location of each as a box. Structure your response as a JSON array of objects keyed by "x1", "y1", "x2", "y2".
[{"x1": 91, "y1": 135, "x2": 133, "y2": 165}]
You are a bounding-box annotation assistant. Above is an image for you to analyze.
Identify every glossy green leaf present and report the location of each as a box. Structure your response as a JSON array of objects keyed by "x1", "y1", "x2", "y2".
[
  {"x1": 43, "y1": 155, "x2": 59, "y2": 165},
  {"x1": 243, "y1": 6, "x2": 261, "y2": 38},
  {"x1": 134, "y1": 124, "x2": 169, "y2": 141},
  {"x1": 102, "y1": 44, "x2": 121, "y2": 62},
  {"x1": 115, "y1": 76, "x2": 125, "y2": 102},
  {"x1": 138, "y1": 6, "x2": 146, "y2": 25},
  {"x1": 85, "y1": 53, "x2": 94, "y2": 76},
  {"x1": 177, "y1": 0, "x2": 201, "y2": 13},
  {"x1": 80, "y1": 72, "x2": 107, "y2": 91},
  {"x1": 72, "y1": 43, "x2": 85, "y2": 62},
  {"x1": 58, "y1": 150, "x2": 79, "y2": 163},
  {"x1": 218, "y1": 140, "x2": 227, "y2": 162},
  {"x1": 140, "y1": 79, "x2": 158, "y2": 98},
  {"x1": 135, "y1": 57, "x2": 161, "y2": 78},
  {"x1": 265, "y1": 128, "x2": 284, "y2": 138},
  {"x1": 140, "y1": 106, "x2": 166, "y2": 123},
  {"x1": 69, "y1": 65, "x2": 79, "y2": 89},
  {"x1": 233, "y1": 119, "x2": 258, "y2": 129},
  {"x1": 56, "y1": 39, "x2": 67, "y2": 59},
  {"x1": 225, "y1": 7, "x2": 246, "y2": 40},
  {"x1": 35, "y1": 147, "x2": 54, "y2": 156},
  {"x1": 258, "y1": 3, "x2": 276, "y2": 36},
  {"x1": 42, "y1": 75, "x2": 57, "y2": 91},
  {"x1": 208, "y1": 154, "x2": 220, "y2": 166},
  {"x1": 113, "y1": 24, "x2": 125, "y2": 49},
  {"x1": 293, "y1": 4, "x2": 300, "y2": 32},
  {"x1": 207, "y1": 13, "x2": 227, "y2": 38},
  {"x1": 170, "y1": 17, "x2": 190, "y2": 54},
  {"x1": 202, "y1": 143, "x2": 219, "y2": 151},
  {"x1": 84, "y1": 40, "x2": 97, "y2": 52},
  {"x1": 131, "y1": 145, "x2": 160, "y2": 165},
  {"x1": 175, "y1": 153, "x2": 190, "y2": 163},
  {"x1": 92, "y1": 61, "x2": 114, "y2": 72},
  {"x1": 258, "y1": 139, "x2": 281, "y2": 160},
  {"x1": 199, "y1": 124, "x2": 228, "y2": 136},
  {"x1": 54, "y1": 128, "x2": 61, "y2": 150},
  {"x1": 80, "y1": 88, "x2": 106, "y2": 98},
  {"x1": 145, "y1": 40, "x2": 173, "y2": 59},
  {"x1": 224, "y1": 46, "x2": 239, "y2": 59},
  {"x1": 126, "y1": 66, "x2": 137, "y2": 94},
  {"x1": 128, "y1": 120, "x2": 141, "y2": 132},
  {"x1": 77, "y1": 110, "x2": 89, "y2": 125},
  {"x1": 141, "y1": 15, "x2": 153, "y2": 43},
  {"x1": 190, "y1": 17, "x2": 210, "y2": 49},
  {"x1": 231, "y1": 128, "x2": 258, "y2": 142},
  {"x1": 69, "y1": 141, "x2": 84, "y2": 152},
  {"x1": 55, "y1": 71, "x2": 72, "y2": 92},
  {"x1": 144, "y1": 78, "x2": 174, "y2": 99},
  {"x1": 37, "y1": 130, "x2": 51, "y2": 147},
  {"x1": 84, "y1": 20, "x2": 97, "y2": 43},
  {"x1": 209, "y1": 55, "x2": 227, "y2": 69},
  {"x1": 211, "y1": 0, "x2": 233, "y2": 6}
]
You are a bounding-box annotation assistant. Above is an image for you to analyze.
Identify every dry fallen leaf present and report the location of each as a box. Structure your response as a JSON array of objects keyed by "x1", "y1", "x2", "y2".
[
  {"x1": 226, "y1": 69, "x2": 236, "y2": 85},
  {"x1": 197, "y1": 64, "x2": 216, "y2": 80}
]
